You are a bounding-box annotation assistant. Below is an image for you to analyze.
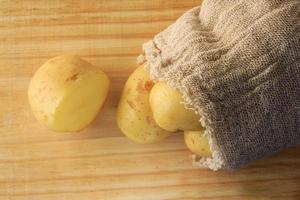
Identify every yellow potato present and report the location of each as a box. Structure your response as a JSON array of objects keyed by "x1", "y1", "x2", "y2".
[
  {"x1": 117, "y1": 65, "x2": 171, "y2": 144},
  {"x1": 28, "y1": 55, "x2": 110, "y2": 132},
  {"x1": 184, "y1": 130, "x2": 212, "y2": 158},
  {"x1": 149, "y1": 82, "x2": 201, "y2": 132}
]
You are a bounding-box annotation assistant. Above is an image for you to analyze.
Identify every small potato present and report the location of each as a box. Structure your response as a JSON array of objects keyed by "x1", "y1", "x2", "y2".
[
  {"x1": 149, "y1": 82, "x2": 201, "y2": 132},
  {"x1": 28, "y1": 55, "x2": 109, "y2": 132},
  {"x1": 184, "y1": 130, "x2": 212, "y2": 158},
  {"x1": 117, "y1": 65, "x2": 171, "y2": 144}
]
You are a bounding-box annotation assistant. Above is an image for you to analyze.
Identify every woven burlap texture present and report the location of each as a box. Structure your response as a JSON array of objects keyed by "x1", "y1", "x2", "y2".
[{"x1": 139, "y1": 0, "x2": 300, "y2": 170}]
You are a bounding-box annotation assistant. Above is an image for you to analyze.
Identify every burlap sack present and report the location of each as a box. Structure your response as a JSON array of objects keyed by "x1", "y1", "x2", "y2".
[{"x1": 139, "y1": 0, "x2": 300, "y2": 170}]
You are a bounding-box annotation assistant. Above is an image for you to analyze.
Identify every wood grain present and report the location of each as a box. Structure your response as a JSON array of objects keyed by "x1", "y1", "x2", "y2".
[{"x1": 0, "y1": 0, "x2": 299, "y2": 199}]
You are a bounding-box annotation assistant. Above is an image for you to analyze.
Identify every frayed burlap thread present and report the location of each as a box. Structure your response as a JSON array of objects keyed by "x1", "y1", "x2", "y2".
[{"x1": 139, "y1": 0, "x2": 300, "y2": 170}]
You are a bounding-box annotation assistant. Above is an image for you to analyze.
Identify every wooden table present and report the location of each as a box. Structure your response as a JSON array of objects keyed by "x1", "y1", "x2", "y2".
[{"x1": 0, "y1": 0, "x2": 299, "y2": 199}]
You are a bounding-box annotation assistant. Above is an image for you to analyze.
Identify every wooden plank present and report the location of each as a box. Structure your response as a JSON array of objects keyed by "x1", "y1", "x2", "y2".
[{"x1": 0, "y1": 0, "x2": 299, "y2": 199}]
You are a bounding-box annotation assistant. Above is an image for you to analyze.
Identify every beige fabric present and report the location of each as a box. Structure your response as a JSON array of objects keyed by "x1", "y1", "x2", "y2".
[{"x1": 139, "y1": 0, "x2": 300, "y2": 170}]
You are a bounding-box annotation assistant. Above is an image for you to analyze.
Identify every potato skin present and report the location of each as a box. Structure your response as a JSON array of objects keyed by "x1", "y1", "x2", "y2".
[
  {"x1": 28, "y1": 55, "x2": 109, "y2": 132},
  {"x1": 116, "y1": 65, "x2": 171, "y2": 144},
  {"x1": 184, "y1": 130, "x2": 212, "y2": 158},
  {"x1": 149, "y1": 82, "x2": 201, "y2": 132}
]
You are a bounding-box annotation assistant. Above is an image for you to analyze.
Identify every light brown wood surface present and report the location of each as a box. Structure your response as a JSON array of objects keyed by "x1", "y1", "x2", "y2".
[{"x1": 0, "y1": 0, "x2": 300, "y2": 199}]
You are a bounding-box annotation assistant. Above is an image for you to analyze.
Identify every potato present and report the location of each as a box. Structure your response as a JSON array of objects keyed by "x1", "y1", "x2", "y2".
[
  {"x1": 149, "y1": 82, "x2": 201, "y2": 132},
  {"x1": 28, "y1": 55, "x2": 110, "y2": 132},
  {"x1": 117, "y1": 65, "x2": 171, "y2": 144},
  {"x1": 184, "y1": 130, "x2": 212, "y2": 158}
]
